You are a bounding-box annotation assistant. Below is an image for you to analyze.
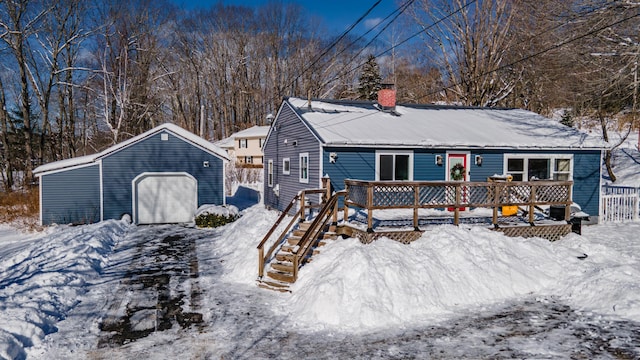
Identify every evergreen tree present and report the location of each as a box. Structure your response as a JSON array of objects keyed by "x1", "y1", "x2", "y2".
[{"x1": 358, "y1": 55, "x2": 382, "y2": 101}]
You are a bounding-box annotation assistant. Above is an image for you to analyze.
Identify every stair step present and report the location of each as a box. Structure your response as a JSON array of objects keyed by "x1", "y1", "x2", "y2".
[
  {"x1": 297, "y1": 222, "x2": 312, "y2": 230},
  {"x1": 267, "y1": 270, "x2": 296, "y2": 283},
  {"x1": 280, "y1": 245, "x2": 297, "y2": 253},
  {"x1": 319, "y1": 231, "x2": 338, "y2": 240},
  {"x1": 287, "y1": 236, "x2": 302, "y2": 245},
  {"x1": 275, "y1": 252, "x2": 295, "y2": 262},
  {"x1": 270, "y1": 262, "x2": 294, "y2": 273},
  {"x1": 292, "y1": 229, "x2": 306, "y2": 237},
  {"x1": 257, "y1": 280, "x2": 291, "y2": 293}
]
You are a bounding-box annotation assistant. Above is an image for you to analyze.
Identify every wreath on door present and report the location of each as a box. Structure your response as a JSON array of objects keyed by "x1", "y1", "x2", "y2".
[{"x1": 450, "y1": 163, "x2": 466, "y2": 181}]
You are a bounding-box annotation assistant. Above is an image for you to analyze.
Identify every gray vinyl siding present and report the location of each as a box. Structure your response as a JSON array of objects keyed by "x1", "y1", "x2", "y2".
[
  {"x1": 263, "y1": 104, "x2": 322, "y2": 212},
  {"x1": 101, "y1": 130, "x2": 224, "y2": 220},
  {"x1": 41, "y1": 165, "x2": 100, "y2": 225}
]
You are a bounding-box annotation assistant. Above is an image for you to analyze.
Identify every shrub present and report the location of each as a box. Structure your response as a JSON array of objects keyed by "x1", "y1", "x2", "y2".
[
  {"x1": 195, "y1": 213, "x2": 239, "y2": 228},
  {"x1": 194, "y1": 205, "x2": 239, "y2": 228}
]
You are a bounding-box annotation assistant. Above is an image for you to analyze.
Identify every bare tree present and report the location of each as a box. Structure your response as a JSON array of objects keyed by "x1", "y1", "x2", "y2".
[
  {"x1": 0, "y1": 0, "x2": 50, "y2": 183},
  {"x1": 412, "y1": 0, "x2": 516, "y2": 106}
]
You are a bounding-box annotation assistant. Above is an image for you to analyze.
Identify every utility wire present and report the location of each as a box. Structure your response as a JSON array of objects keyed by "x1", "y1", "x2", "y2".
[
  {"x1": 320, "y1": 0, "x2": 413, "y2": 77},
  {"x1": 286, "y1": 0, "x2": 382, "y2": 91},
  {"x1": 321, "y1": 0, "x2": 477, "y2": 92},
  {"x1": 419, "y1": 9, "x2": 640, "y2": 102}
]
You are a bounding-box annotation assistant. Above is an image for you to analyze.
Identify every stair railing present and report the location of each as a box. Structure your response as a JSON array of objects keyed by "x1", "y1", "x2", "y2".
[
  {"x1": 257, "y1": 188, "x2": 325, "y2": 278},
  {"x1": 292, "y1": 190, "x2": 347, "y2": 280}
]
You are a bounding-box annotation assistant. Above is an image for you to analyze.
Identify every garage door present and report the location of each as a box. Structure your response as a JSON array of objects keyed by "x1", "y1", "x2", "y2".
[{"x1": 135, "y1": 173, "x2": 197, "y2": 224}]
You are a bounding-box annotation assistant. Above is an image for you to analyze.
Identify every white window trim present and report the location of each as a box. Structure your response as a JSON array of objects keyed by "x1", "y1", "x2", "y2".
[
  {"x1": 375, "y1": 150, "x2": 414, "y2": 181},
  {"x1": 299, "y1": 152, "x2": 309, "y2": 183},
  {"x1": 239, "y1": 138, "x2": 247, "y2": 148},
  {"x1": 267, "y1": 159, "x2": 274, "y2": 187},
  {"x1": 503, "y1": 154, "x2": 574, "y2": 181},
  {"x1": 283, "y1": 157, "x2": 290, "y2": 175}
]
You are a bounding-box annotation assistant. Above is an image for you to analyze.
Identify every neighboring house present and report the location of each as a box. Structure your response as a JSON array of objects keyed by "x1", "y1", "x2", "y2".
[
  {"x1": 262, "y1": 96, "x2": 607, "y2": 222},
  {"x1": 34, "y1": 123, "x2": 229, "y2": 225},
  {"x1": 215, "y1": 125, "x2": 269, "y2": 166}
]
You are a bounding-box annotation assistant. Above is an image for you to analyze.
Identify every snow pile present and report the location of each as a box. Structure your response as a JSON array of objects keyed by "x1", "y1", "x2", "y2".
[
  {"x1": 0, "y1": 220, "x2": 130, "y2": 359},
  {"x1": 281, "y1": 225, "x2": 587, "y2": 332},
  {"x1": 213, "y1": 205, "x2": 280, "y2": 285},
  {"x1": 558, "y1": 224, "x2": 640, "y2": 320}
]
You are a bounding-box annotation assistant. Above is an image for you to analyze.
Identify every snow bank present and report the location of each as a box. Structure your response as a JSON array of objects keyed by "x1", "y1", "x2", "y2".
[
  {"x1": 0, "y1": 220, "x2": 130, "y2": 359},
  {"x1": 216, "y1": 205, "x2": 281, "y2": 285},
  {"x1": 556, "y1": 224, "x2": 640, "y2": 320},
  {"x1": 281, "y1": 225, "x2": 587, "y2": 332}
]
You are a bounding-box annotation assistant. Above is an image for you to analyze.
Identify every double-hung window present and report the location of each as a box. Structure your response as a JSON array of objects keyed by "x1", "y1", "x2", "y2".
[
  {"x1": 505, "y1": 155, "x2": 572, "y2": 181},
  {"x1": 299, "y1": 153, "x2": 309, "y2": 183},
  {"x1": 376, "y1": 150, "x2": 413, "y2": 181},
  {"x1": 239, "y1": 138, "x2": 247, "y2": 148},
  {"x1": 267, "y1": 160, "x2": 273, "y2": 187}
]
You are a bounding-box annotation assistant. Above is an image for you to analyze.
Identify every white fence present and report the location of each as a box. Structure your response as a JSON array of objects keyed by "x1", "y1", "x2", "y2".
[{"x1": 601, "y1": 185, "x2": 639, "y2": 223}]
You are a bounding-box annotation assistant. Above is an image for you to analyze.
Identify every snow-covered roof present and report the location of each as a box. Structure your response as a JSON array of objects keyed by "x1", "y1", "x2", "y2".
[
  {"x1": 34, "y1": 123, "x2": 229, "y2": 175},
  {"x1": 285, "y1": 97, "x2": 607, "y2": 150},
  {"x1": 214, "y1": 125, "x2": 269, "y2": 150},
  {"x1": 231, "y1": 125, "x2": 270, "y2": 139},
  {"x1": 214, "y1": 137, "x2": 234, "y2": 149}
]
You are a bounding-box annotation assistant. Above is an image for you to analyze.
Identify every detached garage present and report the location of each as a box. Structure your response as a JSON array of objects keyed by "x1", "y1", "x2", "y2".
[{"x1": 34, "y1": 124, "x2": 229, "y2": 225}]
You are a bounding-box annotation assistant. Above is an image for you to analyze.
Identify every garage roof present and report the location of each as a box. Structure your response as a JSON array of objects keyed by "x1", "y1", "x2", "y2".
[{"x1": 34, "y1": 123, "x2": 229, "y2": 176}]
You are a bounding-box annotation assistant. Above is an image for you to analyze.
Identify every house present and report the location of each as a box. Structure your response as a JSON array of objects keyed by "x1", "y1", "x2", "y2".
[
  {"x1": 34, "y1": 123, "x2": 229, "y2": 225},
  {"x1": 215, "y1": 125, "x2": 270, "y2": 166},
  {"x1": 262, "y1": 95, "x2": 607, "y2": 222}
]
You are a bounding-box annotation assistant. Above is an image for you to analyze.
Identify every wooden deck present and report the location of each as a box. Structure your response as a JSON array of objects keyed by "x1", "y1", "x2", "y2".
[{"x1": 257, "y1": 178, "x2": 575, "y2": 289}]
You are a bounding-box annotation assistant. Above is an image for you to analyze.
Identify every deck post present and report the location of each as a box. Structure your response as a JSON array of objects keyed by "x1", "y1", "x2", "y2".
[
  {"x1": 258, "y1": 247, "x2": 264, "y2": 278},
  {"x1": 322, "y1": 175, "x2": 331, "y2": 204},
  {"x1": 529, "y1": 185, "x2": 536, "y2": 224},
  {"x1": 299, "y1": 191, "x2": 306, "y2": 221},
  {"x1": 367, "y1": 184, "x2": 374, "y2": 232},
  {"x1": 454, "y1": 184, "x2": 460, "y2": 225},
  {"x1": 492, "y1": 183, "x2": 499, "y2": 227},
  {"x1": 413, "y1": 184, "x2": 419, "y2": 230},
  {"x1": 565, "y1": 184, "x2": 572, "y2": 221},
  {"x1": 293, "y1": 255, "x2": 299, "y2": 281}
]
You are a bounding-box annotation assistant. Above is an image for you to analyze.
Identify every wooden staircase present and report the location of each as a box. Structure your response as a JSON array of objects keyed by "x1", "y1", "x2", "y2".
[{"x1": 257, "y1": 189, "x2": 346, "y2": 292}]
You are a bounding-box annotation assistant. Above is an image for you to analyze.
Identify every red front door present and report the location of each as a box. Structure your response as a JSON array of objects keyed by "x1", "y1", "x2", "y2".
[{"x1": 447, "y1": 153, "x2": 468, "y2": 211}]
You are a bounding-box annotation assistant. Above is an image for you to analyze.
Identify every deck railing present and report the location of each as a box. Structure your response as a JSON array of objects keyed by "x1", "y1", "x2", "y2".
[{"x1": 344, "y1": 179, "x2": 573, "y2": 231}]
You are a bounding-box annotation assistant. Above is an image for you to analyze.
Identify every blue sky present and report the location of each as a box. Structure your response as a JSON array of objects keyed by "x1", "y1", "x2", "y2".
[{"x1": 173, "y1": 0, "x2": 401, "y2": 34}]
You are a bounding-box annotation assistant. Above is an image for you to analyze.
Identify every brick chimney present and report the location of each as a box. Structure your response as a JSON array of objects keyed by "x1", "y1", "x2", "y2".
[{"x1": 377, "y1": 80, "x2": 396, "y2": 110}]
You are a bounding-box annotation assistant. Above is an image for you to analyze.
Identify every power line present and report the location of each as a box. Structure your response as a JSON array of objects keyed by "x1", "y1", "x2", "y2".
[
  {"x1": 419, "y1": 8, "x2": 640, "y2": 102},
  {"x1": 286, "y1": 0, "x2": 382, "y2": 92},
  {"x1": 321, "y1": 0, "x2": 477, "y2": 92},
  {"x1": 320, "y1": 0, "x2": 413, "y2": 77}
]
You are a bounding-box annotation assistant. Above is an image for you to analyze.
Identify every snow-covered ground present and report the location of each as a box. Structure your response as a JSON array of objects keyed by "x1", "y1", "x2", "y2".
[{"x1": 0, "y1": 137, "x2": 639, "y2": 359}]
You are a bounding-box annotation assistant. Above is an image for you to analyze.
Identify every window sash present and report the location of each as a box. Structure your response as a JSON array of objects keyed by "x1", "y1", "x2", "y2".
[
  {"x1": 505, "y1": 155, "x2": 572, "y2": 181},
  {"x1": 283, "y1": 158, "x2": 290, "y2": 175},
  {"x1": 376, "y1": 151, "x2": 413, "y2": 181},
  {"x1": 267, "y1": 160, "x2": 273, "y2": 187},
  {"x1": 299, "y1": 153, "x2": 309, "y2": 183}
]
